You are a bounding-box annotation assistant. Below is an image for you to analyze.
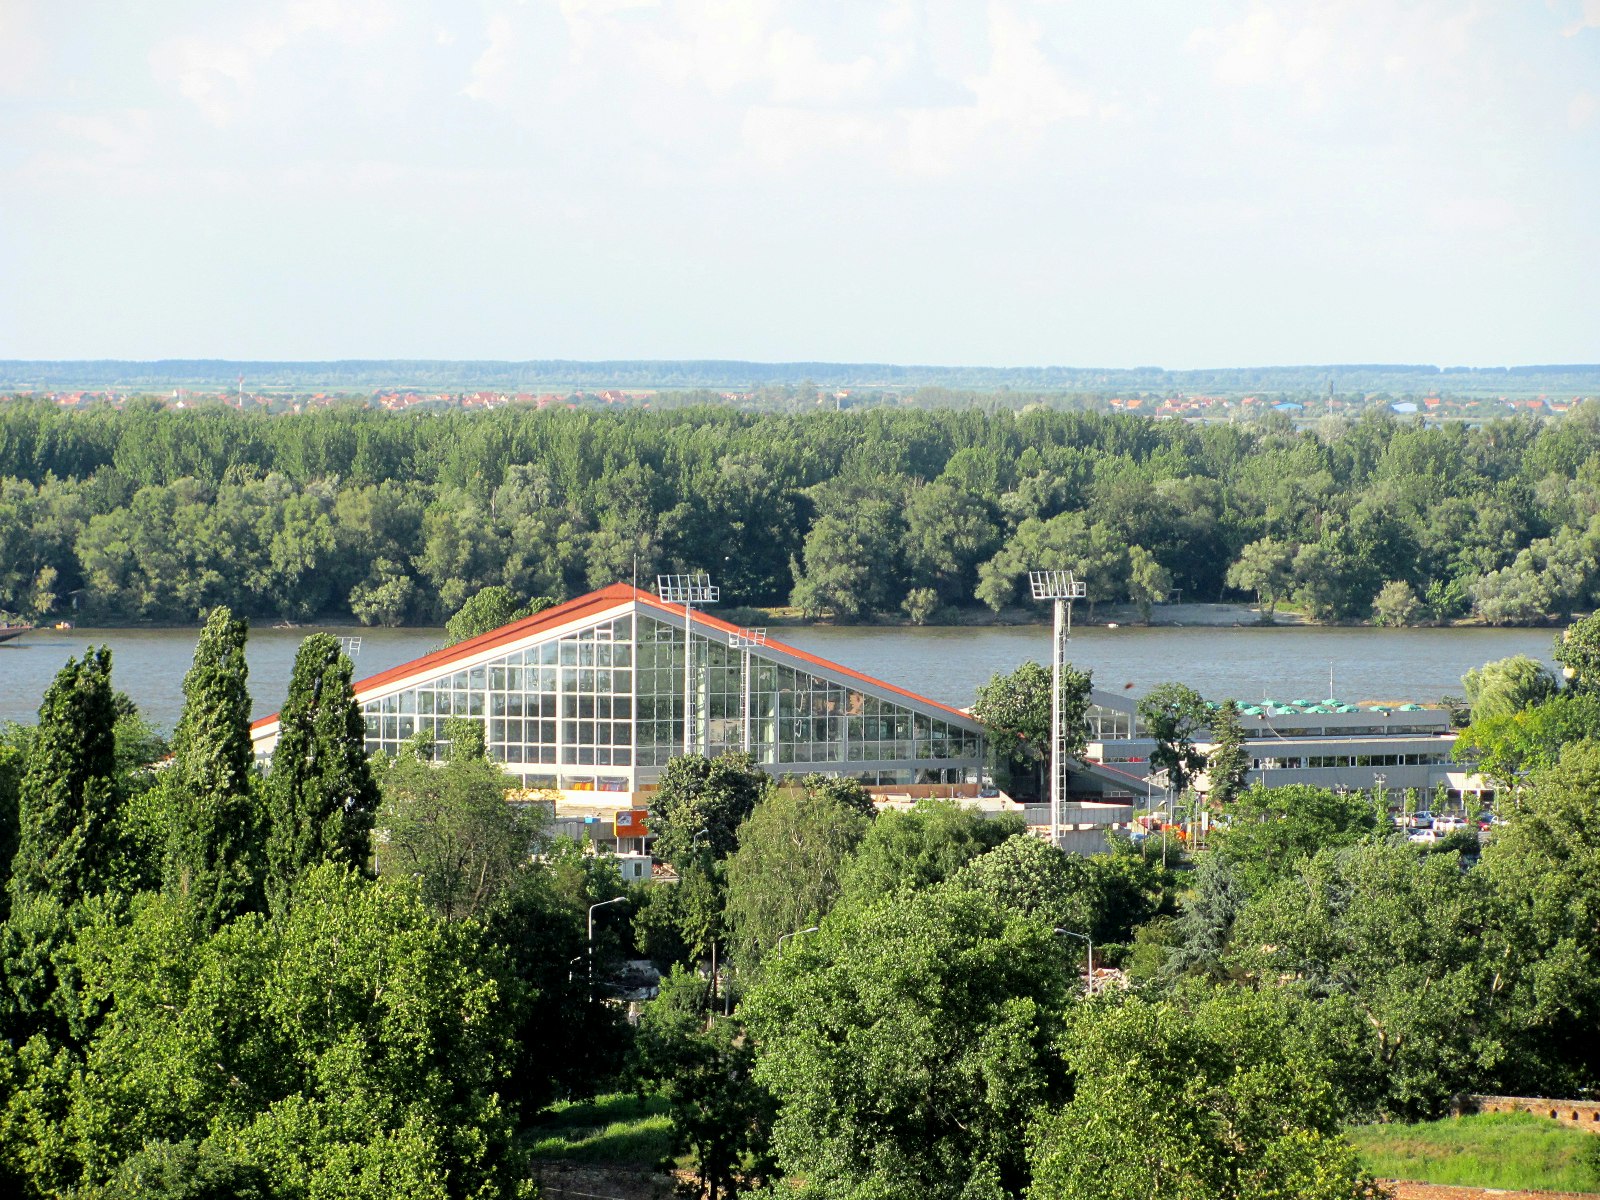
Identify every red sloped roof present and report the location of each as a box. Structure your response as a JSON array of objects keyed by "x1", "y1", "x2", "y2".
[{"x1": 252, "y1": 583, "x2": 976, "y2": 730}]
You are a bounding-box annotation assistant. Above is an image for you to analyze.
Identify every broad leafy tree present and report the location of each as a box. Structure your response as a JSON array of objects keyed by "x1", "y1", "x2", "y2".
[
  {"x1": 1479, "y1": 739, "x2": 1600, "y2": 1093},
  {"x1": 1553, "y1": 611, "x2": 1600, "y2": 691},
  {"x1": 1453, "y1": 691, "x2": 1600, "y2": 792},
  {"x1": 442, "y1": 584, "x2": 552, "y2": 647},
  {"x1": 373, "y1": 726, "x2": 544, "y2": 921},
  {"x1": 647, "y1": 753, "x2": 770, "y2": 867},
  {"x1": 1462, "y1": 654, "x2": 1558, "y2": 722},
  {"x1": 16, "y1": 867, "x2": 530, "y2": 1199},
  {"x1": 1137, "y1": 682, "x2": 1210, "y2": 798},
  {"x1": 972, "y1": 659, "x2": 1092, "y2": 800},
  {"x1": 1208, "y1": 784, "x2": 1381, "y2": 901},
  {"x1": 744, "y1": 883, "x2": 1071, "y2": 1200},
  {"x1": 839, "y1": 799, "x2": 1022, "y2": 907},
  {"x1": 1028, "y1": 990, "x2": 1386, "y2": 1200},
  {"x1": 723, "y1": 782, "x2": 869, "y2": 972},
  {"x1": 1224, "y1": 537, "x2": 1295, "y2": 620},
  {"x1": 1228, "y1": 839, "x2": 1500, "y2": 1116},
  {"x1": 635, "y1": 968, "x2": 776, "y2": 1199},
  {"x1": 1125, "y1": 544, "x2": 1170, "y2": 624}
]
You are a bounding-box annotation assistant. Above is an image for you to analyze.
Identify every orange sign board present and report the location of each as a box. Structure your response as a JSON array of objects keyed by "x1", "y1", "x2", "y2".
[{"x1": 614, "y1": 809, "x2": 650, "y2": 838}]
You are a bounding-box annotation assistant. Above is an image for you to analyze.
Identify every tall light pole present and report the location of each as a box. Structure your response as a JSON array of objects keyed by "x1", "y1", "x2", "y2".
[
  {"x1": 587, "y1": 896, "x2": 629, "y2": 983},
  {"x1": 1054, "y1": 927, "x2": 1095, "y2": 994},
  {"x1": 1029, "y1": 570, "x2": 1086, "y2": 848},
  {"x1": 728, "y1": 627, "x2": 767, "y2": 754},
  {"x1": 657, "y1": 574, "x2": 719, "y2": 757}
]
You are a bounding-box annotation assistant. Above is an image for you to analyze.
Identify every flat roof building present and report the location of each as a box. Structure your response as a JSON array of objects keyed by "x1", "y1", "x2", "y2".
[
  {"x1": 251, "y1": 584, "x2": 986, "y2": 805},
  {"x1": 1070, "y1": 691, "x2": 1490, "y2": 812}
]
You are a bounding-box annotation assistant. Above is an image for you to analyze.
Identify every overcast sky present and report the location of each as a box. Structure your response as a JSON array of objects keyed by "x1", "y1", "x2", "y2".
[{"x1": 1, "y1": 1, "x2": 1596, "y2": 368}]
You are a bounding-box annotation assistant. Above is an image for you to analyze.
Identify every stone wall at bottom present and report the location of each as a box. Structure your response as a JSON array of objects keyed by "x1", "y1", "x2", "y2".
[{"x1": 1459, "y1": 1095, "x2": 1600, "y2": 1132}]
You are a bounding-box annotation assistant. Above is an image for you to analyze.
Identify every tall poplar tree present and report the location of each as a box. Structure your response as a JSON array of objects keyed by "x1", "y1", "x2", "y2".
[
  {"x1": 263, "y1": 634, "x2": 379, "y2": 913},
  {"x1": 165, "y1": 606, "x2": 260, "y2": 929},
  {"x1": 9, "y1": 647, "x2": 121, "y2": 906}
]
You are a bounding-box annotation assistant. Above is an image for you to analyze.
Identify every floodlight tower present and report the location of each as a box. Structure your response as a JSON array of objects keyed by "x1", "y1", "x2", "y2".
[
  {"x1": 1029, "y1": 569, "x2": 1086, "y2": 848},
  {"x1": 728, "y1": 627, "x2": 768, "y2": 753},
  {"x1": 657, "y1": 574, "x2": 719, "y2": 756}
]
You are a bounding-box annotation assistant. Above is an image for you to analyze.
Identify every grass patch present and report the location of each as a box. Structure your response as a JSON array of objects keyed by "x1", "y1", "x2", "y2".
[
  {"x1": 525, "y1": 1092, "x2": 675, "y2": 1168},
  {"x1": 1349, "y1": 1111, "x2": 1600, "y2": 1193}
]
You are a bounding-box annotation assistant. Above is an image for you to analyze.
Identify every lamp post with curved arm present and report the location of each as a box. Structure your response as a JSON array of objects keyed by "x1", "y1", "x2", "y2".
[
  {"x1": 588, "y1": 896, "x2": 629, "y2": 984},
  {"x1": 775, "y1": 925, "x2": 819, "y2": 955}
]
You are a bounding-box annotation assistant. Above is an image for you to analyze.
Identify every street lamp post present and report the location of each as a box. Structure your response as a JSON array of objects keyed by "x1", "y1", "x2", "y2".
[
  {"x1": 587, "y1": 896, "x2": 629, "y2": 984},
  {"x1": 775, "y1": 925, "x2": 818, "y2": 955},
  {"x1": 728, "y1": 627, "x2": 767, "y2": 754},
  {"x1": 657, "y1": 574, "x2": 719, "y2": 757},
  {"x1": 1029, "y1": 570, "x2": 1087, "y2": 849},
  {"x1": 1054, "y1": 927, "x2": 1095, "y2": 994}
]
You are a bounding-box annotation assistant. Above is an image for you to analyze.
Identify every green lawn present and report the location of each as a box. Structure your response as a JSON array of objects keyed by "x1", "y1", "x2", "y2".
[
  {"x1": 525, "y1": 1093, "x2": 675, "y2": 1168},
  {"x1": 1349, "y1": 1112, "x2": 1600, "y2": 1193}
]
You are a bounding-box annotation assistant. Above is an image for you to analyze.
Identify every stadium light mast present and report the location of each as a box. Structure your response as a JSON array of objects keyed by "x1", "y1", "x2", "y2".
[
  {"x1": 1029, "y1": 569, "x2": 1086, "y2": 848},
  {"x1": 657, "y1": 574, "x2": 719, "y2": 756},
  {"x1": 728, "y1": 627, "x2": 768, "y2": 753}
]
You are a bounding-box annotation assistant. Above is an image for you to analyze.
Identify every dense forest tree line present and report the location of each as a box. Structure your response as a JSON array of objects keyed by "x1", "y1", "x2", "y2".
[{"x1": 5, "y1": 399, "x2": 1600, "y2": 627}]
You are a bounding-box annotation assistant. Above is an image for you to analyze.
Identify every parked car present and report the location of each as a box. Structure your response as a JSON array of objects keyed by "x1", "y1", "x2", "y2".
[
  {"x1": 1406, "y1": 811, "x2": 1434, "y2": 830},
  {"x1": 1408, "y1": 828, "x2": 1441, "y2": 844},
  {"x1": 1433, "y1": 814, "x2": 1467, "y2": 835}
]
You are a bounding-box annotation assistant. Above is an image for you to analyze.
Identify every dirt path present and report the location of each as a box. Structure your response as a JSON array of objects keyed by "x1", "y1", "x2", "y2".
[
  {"x1": 1386, "y1": 1181, "x2": 1600, "y2": 1199},
  {"x1": 529, "y1": 1162, "x2": 677, "y2": 1200}
]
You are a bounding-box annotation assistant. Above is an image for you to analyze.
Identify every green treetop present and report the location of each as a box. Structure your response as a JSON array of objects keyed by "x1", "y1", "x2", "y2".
[
  {"x1": 164, "y1": 606, "x2": 262, "y2": 930},
  {"x1": 10, "y1": 647, "x2": 122, "y2": 907},
  {"x1": 723, "y1": 779, "x2": 870, "y2": 972},
  {"x1": 1137, "y1": 682, "x2": 1211, "y2": 798},
  {"x1": 1204, "y1": 699, "x2": 1250, "y2": 807},
  {"x1": 443, "y1": 584, "x2": 553, "y2": 647},
  {"x1": 646, "y1": 752, "x2": 770, "y2": 867},
  {"x1": 744, "y1": 882, "x2": 1072, "y2": 1200},
  {"x1": 374, "y1": 721, "x2": 544, "y2": 921},
  {"x1": 1463, "y1": 654, "x2": 1558, "y2": 722},
  {"x1": 263, "y1": 635, "x2": 380, "y2": 914},
  {"x1": 972, "y1": 659, "x2": 1092, "y2": 800},
  {"x1": 1554, "y1": 612, "x2": 1600, "y2": 691}
]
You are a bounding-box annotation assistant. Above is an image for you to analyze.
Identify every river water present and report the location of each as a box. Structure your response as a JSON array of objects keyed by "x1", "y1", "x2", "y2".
[{"x1": 0, "y1": 621, "x2": 1561, "y2": 733}]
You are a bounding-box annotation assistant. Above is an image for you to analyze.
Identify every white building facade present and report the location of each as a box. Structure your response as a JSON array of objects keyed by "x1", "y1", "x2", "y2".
[{"x1": 251, "y1": 584, "x2": 987, "y2": 804}]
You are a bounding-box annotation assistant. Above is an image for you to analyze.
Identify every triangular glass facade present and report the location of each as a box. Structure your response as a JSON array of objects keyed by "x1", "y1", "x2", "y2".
[{"x1": 356, "y1": 600, "x2": 984, "y2": 793}]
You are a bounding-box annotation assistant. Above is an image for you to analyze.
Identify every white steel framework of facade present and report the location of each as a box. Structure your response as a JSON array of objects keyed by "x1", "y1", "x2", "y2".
[{"x1": 250, "y1": 584, "x2": 986, "y2": 796}]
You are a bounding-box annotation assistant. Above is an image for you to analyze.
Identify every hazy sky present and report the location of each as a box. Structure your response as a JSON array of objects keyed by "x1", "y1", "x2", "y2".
[{"x1": 2, "y1": 1, "x2": 1596, "y2": 367}]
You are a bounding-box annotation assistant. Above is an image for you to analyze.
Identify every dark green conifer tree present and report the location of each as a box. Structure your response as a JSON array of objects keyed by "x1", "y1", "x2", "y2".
[
  {"x1": 263, "y1": 634, "x2": 379, "y2": 914},
  {"x1": 1205, "y1": 699, "x2": 1250, "y2": 808},
  {"x1": 164, "y1": 607, "x2": 261, "y2": 930},
  {"x1": 9, "y1": 647, "x2": 121, "y2": 906}
]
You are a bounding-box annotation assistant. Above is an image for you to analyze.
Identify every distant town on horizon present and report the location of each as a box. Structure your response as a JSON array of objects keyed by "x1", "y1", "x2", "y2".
[{"x1": 3, "y1": 357, "x2": 1599, "y2": 406}]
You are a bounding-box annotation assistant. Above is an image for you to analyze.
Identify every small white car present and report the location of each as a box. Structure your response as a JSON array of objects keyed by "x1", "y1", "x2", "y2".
[
  {"x1": 1432, "y1": 815, "x2": 1467, "y2": 835},
  {"x1": 1407, "y1": 828, "x2": 1441, "y2": 845}
]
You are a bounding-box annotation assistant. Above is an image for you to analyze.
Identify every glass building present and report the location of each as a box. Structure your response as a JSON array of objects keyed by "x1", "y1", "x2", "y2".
[{"x1": 251, "y1": 584, "x2": 986, "y2": 796}]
